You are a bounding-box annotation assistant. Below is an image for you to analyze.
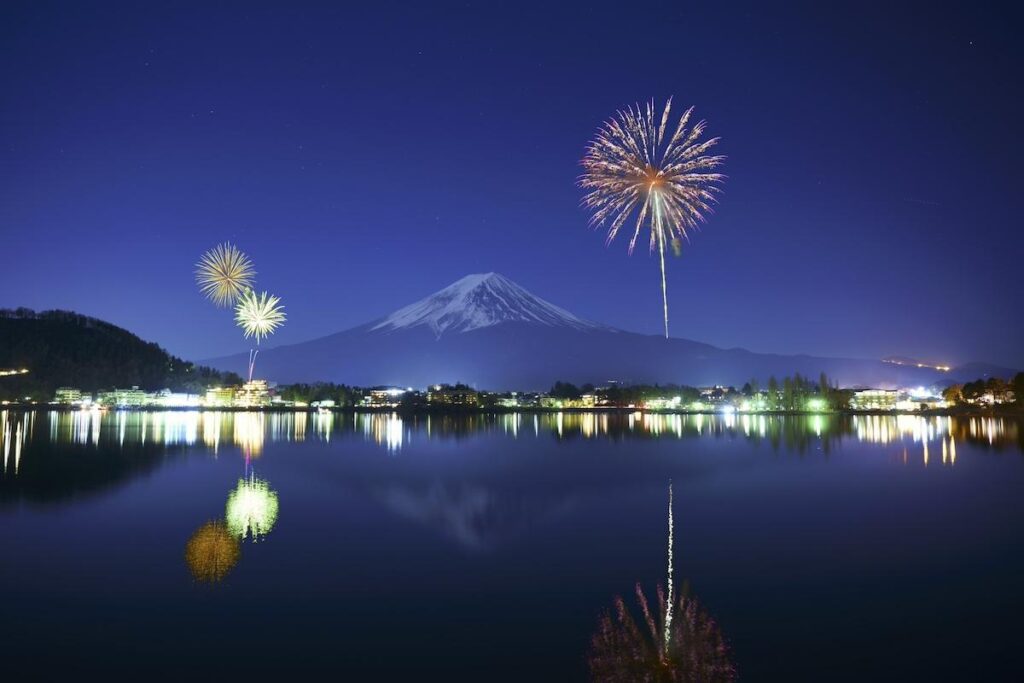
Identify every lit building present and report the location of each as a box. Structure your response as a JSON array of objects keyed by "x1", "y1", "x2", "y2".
[
  {"x1": 97, "y1": 386, "x2": 147, "y2": 407},
  {"x1": 500, "y1": 392, "x2": 539, "y2": 408},
  {"x1": 362, "y1": 387, "x2": 407, "y2": 408},
  {"x1": 892, "y1": 386, "x2": 949, "y2": 411},
  {"x1": 54, "y1": 387, "x2": 83, "y2": 404},
  {"x1": 540, "y1": 394, "x2": 596, "y2": 409},
  {"x1": 894, "y1": 397, "x2": 948, "y2": 412},
  {"x1": 205, "y1": 386, "x2": 235, "y2": 407},
  {"x1": 496, "y1": 395, "x2": 519, "y2": 408},
  {"x1": 700, "y1": 386, "x2": 728, "y2": 401},
  {"x1": 427, "y1": 384, "x2": 479, "y2": 407},
  {"x1": 234, "y1": 380, "x2": 270, "y2": 408},
  {"x1": 849, "y1": 389, "x2": 902, "y2": 411},
  {"x1": 643, "y1": 396, "x2": 682, "y2": 411},
  {"x1": 155, "y1": 390, "x2": 201, "y2": 408}
]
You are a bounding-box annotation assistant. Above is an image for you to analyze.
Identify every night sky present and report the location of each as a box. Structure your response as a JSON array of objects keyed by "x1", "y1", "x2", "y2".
[{"x1": 2, "y1": 1, "x2": 1021, "y2": 367}]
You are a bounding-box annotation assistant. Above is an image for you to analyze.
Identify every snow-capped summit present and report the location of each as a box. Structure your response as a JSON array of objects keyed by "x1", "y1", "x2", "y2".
[{"x1": 371, "y1": 272, "x2": 605, "y2": 337}]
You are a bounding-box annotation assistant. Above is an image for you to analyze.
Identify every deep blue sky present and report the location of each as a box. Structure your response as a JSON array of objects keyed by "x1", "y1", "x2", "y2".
[{"x1": 2, "y1": 1, "x2": 1021, "y2": 367}]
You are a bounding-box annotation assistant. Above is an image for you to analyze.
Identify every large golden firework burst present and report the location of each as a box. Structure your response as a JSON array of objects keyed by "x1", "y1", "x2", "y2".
[
  {"x1": 580, "y1": 98, "x2": 725, "y2": 338},
  {"x1": 195, "y1": 242, "x2": 256, "y2": 307},
  {"x1": 234, "y1": 288, "x2": 286, "y2": 343}
]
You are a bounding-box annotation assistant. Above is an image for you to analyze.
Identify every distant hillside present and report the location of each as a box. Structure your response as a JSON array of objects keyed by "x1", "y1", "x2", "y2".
[{"x1": 0, "y1": 308, "x2": 240, "y2": 400}]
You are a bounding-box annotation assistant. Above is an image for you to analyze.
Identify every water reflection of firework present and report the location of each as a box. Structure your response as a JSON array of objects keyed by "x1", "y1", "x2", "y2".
[
  {"x1": 590, "y1": 482, "x2": 735, "y2": 682},
  {"x1": 184, "y1": 520, "x2": 241, "y2": 583},
  {"x1": 590, "y1": 583, "x2": 736, "y2": 682},
  {"x1": 226, "y1": 474, "x2": 279, "y2": 541}
]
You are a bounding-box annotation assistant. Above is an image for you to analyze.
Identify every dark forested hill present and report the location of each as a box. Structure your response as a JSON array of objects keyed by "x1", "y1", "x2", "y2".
[{"x1": 0, "y1": 308, "x2": 240, "y2": 400}]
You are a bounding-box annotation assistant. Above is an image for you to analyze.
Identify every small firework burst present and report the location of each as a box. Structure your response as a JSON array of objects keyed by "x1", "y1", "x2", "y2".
[
  {"x1": 580, "y1": 98, "x2": 725, "y2": 338},
  {"x1": 195, "y1": 242, "x2": 256, "y2": 307},
  {"x1": 234, "y1": 288, "x2": 286, "y2": 343}
]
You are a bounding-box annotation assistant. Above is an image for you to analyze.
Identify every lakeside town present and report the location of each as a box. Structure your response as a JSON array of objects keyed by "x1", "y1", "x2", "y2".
[{"x1": 4, "y1": 370, "x2": 1020, "y2": 414}]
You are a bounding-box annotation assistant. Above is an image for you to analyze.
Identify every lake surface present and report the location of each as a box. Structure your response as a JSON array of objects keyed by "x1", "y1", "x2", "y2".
[{"x1": 1, "y1": 410, "x2": 1022, "y2": 681}]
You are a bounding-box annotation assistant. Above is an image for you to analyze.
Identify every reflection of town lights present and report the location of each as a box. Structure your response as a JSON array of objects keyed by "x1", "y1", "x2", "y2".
[
  {"x1": 314, "y1": 411, "x2": 333, "y2": 442},
  {"x1": 812, "y1": 415, "x2": 823, "y2": 436},
  {"x1": 385, "y1": 415, "x2": 403, "y2": 452},
  {"x1": 226, "y1": 475, "x2": 279, "y2": 540},
  {"x1": 233, "y1": 412, "x2": 265, "y2": 456},
  {"x1": 363, "y1": 413, "x2": 404, "y2": 452}
]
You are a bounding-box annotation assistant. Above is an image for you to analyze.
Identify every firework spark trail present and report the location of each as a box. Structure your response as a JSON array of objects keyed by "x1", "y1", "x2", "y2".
[
  {"x1": 195, "y1": 242, "x2": 256, "y2": 307},
  {"x1": 655, "y1": 194, "x2": 669, "y2": 339},
  {"x1": 580, "y1": 98, "x2": 724, "y2": 338}
]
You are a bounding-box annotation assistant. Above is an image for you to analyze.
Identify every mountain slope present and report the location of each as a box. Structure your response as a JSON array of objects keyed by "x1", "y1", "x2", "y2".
[
  {"x1": 371, "y1": 272, "x2": 607, "y2": 336},
  {"x1": 0, "y1": 309, "x2": 241, "y2": 400},
  {"x1": 204, "y1": 274, "x2": 1017, "y2": 389}
]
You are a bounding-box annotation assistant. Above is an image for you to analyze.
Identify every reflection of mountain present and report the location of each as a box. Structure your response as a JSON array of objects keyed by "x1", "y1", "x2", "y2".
[{"x1": 372, "y1": 480, "x2": 574, "y2": 550}]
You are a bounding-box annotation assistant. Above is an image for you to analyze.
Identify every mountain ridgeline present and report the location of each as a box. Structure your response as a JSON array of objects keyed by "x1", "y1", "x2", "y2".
[
  {"x1": 0, "y1": 309, "x2": 241, "y2": 400},
  {"x1": 205, "y1": 273, "x2": 1019, "y2": 390}
]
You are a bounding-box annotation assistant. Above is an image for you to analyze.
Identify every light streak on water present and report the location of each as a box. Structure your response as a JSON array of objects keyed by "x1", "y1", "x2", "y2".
[
  {"x1": 0, "y1": 411, "x2": 1017, "y2": 469},
  {"x1": 664, "y1": 481, "x2": 675, "y2": 651}
]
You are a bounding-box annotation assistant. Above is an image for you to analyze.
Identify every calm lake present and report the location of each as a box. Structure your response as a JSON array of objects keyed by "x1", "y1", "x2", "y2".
[{"x1": 1, "y1": 410, "x2": 1022, "y2": 680}]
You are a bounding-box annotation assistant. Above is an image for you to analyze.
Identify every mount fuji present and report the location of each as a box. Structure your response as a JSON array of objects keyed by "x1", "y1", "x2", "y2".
[
  {"x1": 369, "y1": 272, "x2": 607, "y2": 337},
  {"x1": 205, "y1": 273, "x2": 1005, "y2": 389}
]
